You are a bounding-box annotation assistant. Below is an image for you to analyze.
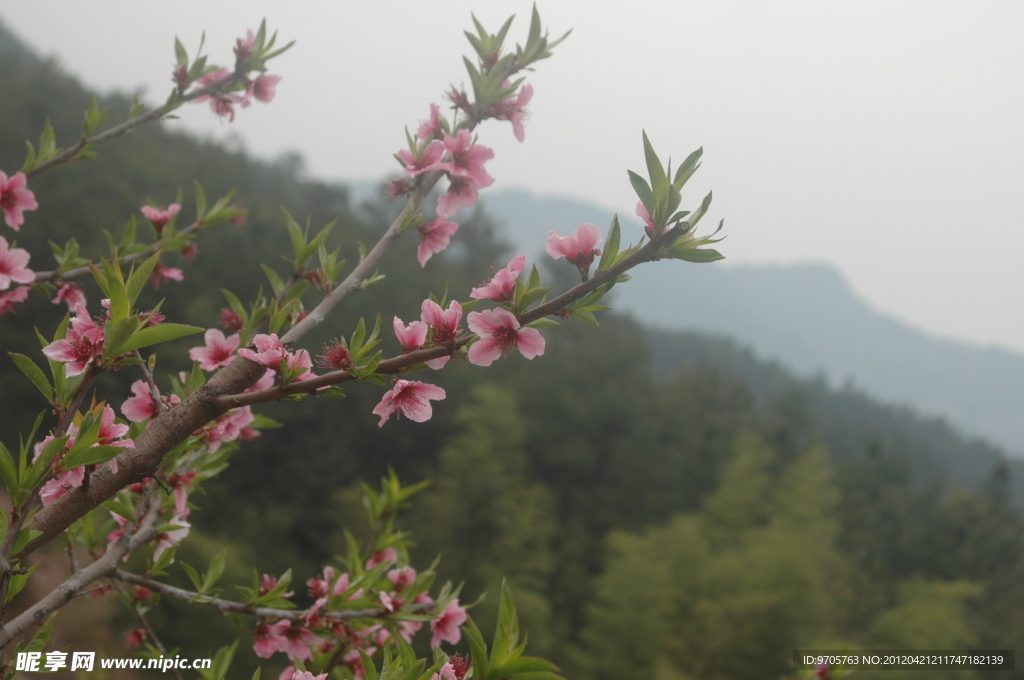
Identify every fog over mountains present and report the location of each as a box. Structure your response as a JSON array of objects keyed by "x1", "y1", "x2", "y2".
[{"x1": 478, "y1": 188, "x2": 1024, "y2": 459}]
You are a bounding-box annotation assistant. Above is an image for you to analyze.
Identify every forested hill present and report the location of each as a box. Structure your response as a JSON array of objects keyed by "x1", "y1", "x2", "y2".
[{"x1": 2, "y1": 17, "x2": 1023, "y2": 679}]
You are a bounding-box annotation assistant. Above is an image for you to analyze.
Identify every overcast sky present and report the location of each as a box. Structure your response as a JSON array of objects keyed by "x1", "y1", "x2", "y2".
[{"x1": 3, "y1": 2, "x2": 1022, "y2": 353}]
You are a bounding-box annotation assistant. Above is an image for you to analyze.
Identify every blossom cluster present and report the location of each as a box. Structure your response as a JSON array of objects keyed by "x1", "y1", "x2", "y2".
[
  {"x1": 395, "y1": 79, "x2": 530, "y2": 267},
  {"x1": 250, "y1": 559, "x2": 467, "y2": 680}
]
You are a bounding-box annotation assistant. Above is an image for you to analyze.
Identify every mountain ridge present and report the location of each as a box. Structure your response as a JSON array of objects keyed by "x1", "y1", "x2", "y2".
[{"x1": 473, "y1": 187, "x2": 1024, "y2": 458}]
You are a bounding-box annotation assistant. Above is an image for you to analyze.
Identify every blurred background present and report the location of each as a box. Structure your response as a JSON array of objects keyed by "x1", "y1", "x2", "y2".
[{"x1": 0, "y1": 3, "x2": 1021, "y2": 679}]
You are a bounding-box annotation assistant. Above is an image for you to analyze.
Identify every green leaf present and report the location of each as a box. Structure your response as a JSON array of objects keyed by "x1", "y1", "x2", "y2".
[
  {"x1": 7, "y1": 353, "x2": 53, "y2": 402},
  {"x1": 642, "y1": 130, "x2": 668, "y2": 212},
  {"x1": 490, "y1": 656, "x2": 561, "y2": 677},
  {"x1": 463, "y1": 618, "x2": 491, "y2": 677},
  {"x1": 203, "y1": 550, "x2": 227, "y2": 591},
  {"x1": 673, "y1": 146, "x2": 703, "y2": 189},
  {"x1": 24, "y1": 436, "x2": 66, "y2": 492},
  {"x1": 627, "y1": 170, "x2": 655, "y2": 216},
  {"x1": 126, "y1": 253, "x2": 161, "y2": 309},
  {"x1": 174, "y1": 36, "x2": 189, "y2": 66},
  {"x1": 116, "y1": 323, "x2": 203, "y2": 354},
  {"x1": 525, "y1": 318, "x2": 559, "y2": 329},
  {"x1": 101, "y1": 500, "x2": 136, "y2": 522},
  {"x1": 492, "y1": 580, "x2": 520, "y2": 665},
  {"x1": 0, "y1": 440, "x2": 18, "y2": 497},
  {"x1": 194, "y1": 181, "x2": 208, "y2": 222},
  {"x1": 104, "y1": 316, "x2": 142, "y2": 360},
  {"x1": 38, "y1": 120, "x2": 57, "y2": 161},
  {"x1": 180, "y1": 562, "x2": 203, "y2": 591},
  {"x1": 662, "y1": 246, "x2": 725, "y2": 263},
  {"x1": 597, "y1": 214, "x2": 621, "y2": 273},
  {"x1": 61, "y1": 444, "x2": 124, "y2": 470},
  {"x1": 260, "y1": 264, "x2": 285, "y2": 297}
]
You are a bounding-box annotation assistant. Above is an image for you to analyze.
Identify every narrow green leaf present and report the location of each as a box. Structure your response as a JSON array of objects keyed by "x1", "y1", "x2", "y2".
[
  {"x1": 104, "y1": 316, "x2": 142, "y2": 360},
  {"x1": 492, "y1": 580, "x2": 520, "y2": 664},
  {"x1": 174, "y1": 36, "x2": 188, "y2": 66},
  {"x1": 116, "y1": 323, "x2": 204, "y2": 354},
  {"x1": 525, "y1": 318, "x2": 559, "y2": 329},
  {"x1": 663, "y1": 246, "x2": 725, "y2": 263},
  {"x1": 203, "y1": 550, "x2": 227, "y2": 591},
  {"x1": 24, "y1": 436, "x2": 67, "y2": 491},
  {"x1": 597, "y1": 214, "x2": 621, "y2": 272},
  {"x1": 180, "y1": 562, "x2": 202, "y2": 591},
  {"x1": 61, "y1": 444, "x2": 123, "y2": 470},
  {"x1": 0, "y1": 440, "x2": 19, "y2": 496},
  {"x1": 260, "y1": 264, "x2": 285, "y2": 297},
  {"x1": 673, "y1": 146, "x2": 703, "y2": 189},
  {"x1": 101, "y1": 500, "x2": 136, "y2": 522},
  {"x1": 491, "y1": 656, "x2": 561, "y2": 676},
  {"x1": 463, "y1": 618, "x2": 491, "y2": 677},
  {"x1": 627, "y1": 170, "x2": 655, "y2": 215},
  {"x1": 194, "y1": 181, "x2": 208, "y2": 222},
  {"x1": 38, "y1": 120, "x2": 57, "y2": 160},
  {"x1": 642, "y1": 131, "x2": 668, "y2": 211},
  {"x1": 7, "y1": 353, "x2": 53, "y2": 402},
  {"x1": 125, "y1": 253, "x2": 161, "y2": 309}
]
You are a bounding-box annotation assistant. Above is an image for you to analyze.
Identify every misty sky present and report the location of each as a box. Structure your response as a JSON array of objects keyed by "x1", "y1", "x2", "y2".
[{"x1": 3, "y1": 2, "x2": 1022, "y2": 353}]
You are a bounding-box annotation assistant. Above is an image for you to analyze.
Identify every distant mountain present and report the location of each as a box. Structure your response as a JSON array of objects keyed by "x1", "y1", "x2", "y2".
[{"x1": 478, "y1": 188, "x2": 1024, "y2": 459}]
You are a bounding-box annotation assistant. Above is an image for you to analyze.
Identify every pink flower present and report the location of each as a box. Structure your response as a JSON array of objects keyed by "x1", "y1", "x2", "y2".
[
  {"x1": 366, "y1": 547, "x2": 398, "y2": 569},
  {"x1": 234, "y1": 29, "x2": 256, "y2": 68},
  {"x1": 121, "y1": 380, "x2": 180, "y2": 422},
  {"x1": 252, "y1": 621, "x2": 288, "y2": 659},
  {"x1": 52, "y1": 282, "x2": 86, "y2": 310},
  {"x1": 417, "y1": 103, "x2": 444, "y2": 141},
  {"x1": 0, "y1": 285, "x2": 29, "y2": 316},
  {"x1": 122, "y1": 381, "x2": 157, "y2": 422},
  {"x1": 318, "y1": 339, "x2": 353, "y2": 370},
  {"x1": 372, "y1": 380, "x2": 446, "y2": 427},
  {"x1": 636, "y1": 201, "x2": 659, "y2": 237},
  {"x1": 42, "y1": 304, "x2": 105, "y2": 377},
  {"x1": 0, "y1": 171, "x2": 38, "y2": 230},
  {"x1": 387, "y1": 565, "x2": 417, "y2": 592},
  {"x1": 125, "y1": 629, "x2": 147, "y2": 649},
  {"x1": 393, "y1": 317, "x2": 427, "y2": 353},
  {"x1": 546, "y1": 223, "x2": 603, "y2": 276},
  {"x1": 191, "y1": 68, "x2": 243, "y2": 121},
  {"x1": 200, "y1": 406, "x2": 256, "y2": 451},
  {"x1": 437, "y1": 130, "x2": 494, "y2": 189},
  {"x1": 239, "y1": 333, "x2": 288, "y2": 367},
  {"x1": 289, "y1": 673, "x2": 328, "y2": 680},
  {"x1": 282, "y1": 348, "x2": 314, "y2": 382},
  {"x1": 154, "y1": 513, "x2": 190, "y2": 562},
  {"x1": 470, "y1": 255, "x2": 526, "y2": 302},
  {"x1": 494, "y1": 83, "x2": 533, "y2": 142},
  {"x1": 467, "y1": 308, "x2": 545, "y2": 367},
  {"x1": 430, "y1": 599, "x2": 467, "y2": 647},
  {"x1": 91, "y1": 404, "x2": 134, "y2": 449},
  {"x1": 0, "y1": 236, "x2": 33, "y2": 290},
  {"x1": 398, "y1": 140, "x2": 445, "y2": 178},
  {"x1": 421, "y1": 299, "x2": 462, "y2": 369},
  {"x1": 189, "y1": 328, "x2": 240, "y2": 371},
  {"x1": 250, "y1": 74, "x2": 282, "y2": 103},
  {"x1": 276, "y1": 622, "x2": 324, "y2": 661},
  {"x1": 141, "y1": 203, "x2": 180, "y2": 235},
  {"x1": 436, "y1": 175, "x2": 479, "y2": 220},
  {"x1": 150, "y1": 261, "x2": 183, "y2": 288},
  {"x1": 220, "y1": 308, "x2": 243, "y2": 331},
  {"x1": 430, "y1": 663, "x2": 458, "y2": 680},
  {"x1": 39, "y1": 466, "x2": 84, "y2": 506},
  {"x1": 417, "y1": 218, "x2": 459, "y2": 267}
]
